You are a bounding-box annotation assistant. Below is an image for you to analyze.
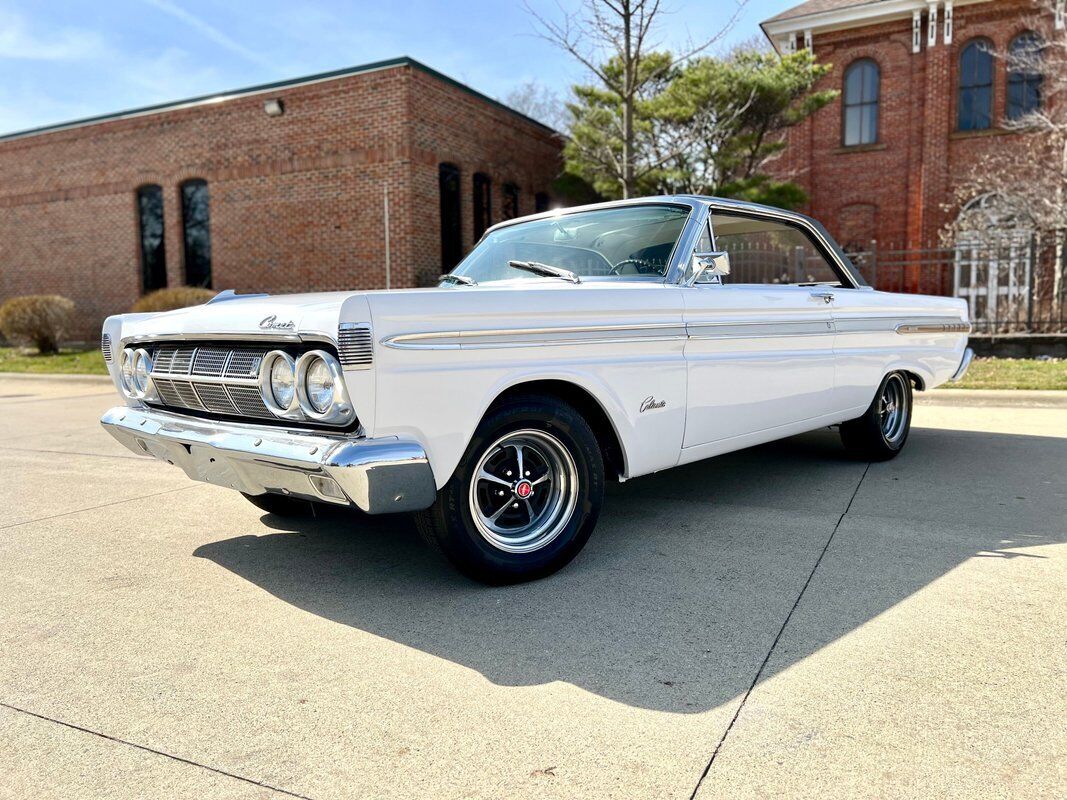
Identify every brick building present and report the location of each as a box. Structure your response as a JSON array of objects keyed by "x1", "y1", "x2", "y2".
[
  {"x1": 0, "y1": 57, "x2": 562, "y2": 339},
  {"x1": 761, "y1": 0, "x2": 1063, "y2": 253}
]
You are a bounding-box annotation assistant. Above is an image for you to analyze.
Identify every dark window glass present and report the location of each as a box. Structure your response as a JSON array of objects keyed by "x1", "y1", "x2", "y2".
[
  {"x1": 502, "y1": 183, "x2": 520, "y2": 220},
  {"x1": 534, "y1": 192, "x2": 550, "y2": 213},
  {"x1": 136, "y1": 184, "x2": 167, "y2": 292},
  {"x1": 180, "y1": 179, "x2": 212, "y2": 288},
  {"x1": 1007, "y1": 32, "x2": 1043, "y2": 120},
  {"x1": 958, "y1": 40, "x2": 994, "y2": 131},
  {"x1": 473, "y1": 172, "x2": 492, "y2": 239},
  {"x1": 438, "y1": 163, "x2": 463, "y2": 271},
  {"x1": 843, "y1": 59, "x2": 879, "y2": 146},
  {"x1": 708, "y1": 212, "x2": 844, "y2": 286}
]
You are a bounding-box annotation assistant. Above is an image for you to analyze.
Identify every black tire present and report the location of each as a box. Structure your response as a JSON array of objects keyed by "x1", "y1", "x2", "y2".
[
  {"x1": 415, "y1": 394, "x2": 605, "y2": 584},
  {"x1": 840, "y1": 372, "x2": 913, "y2": 461},
  {"x1": 242, "y1": 491, "x2": 320, "y2": 517}
]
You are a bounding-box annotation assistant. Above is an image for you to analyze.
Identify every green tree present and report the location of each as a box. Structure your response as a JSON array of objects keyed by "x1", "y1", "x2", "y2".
[{"x1": 564, "y1": 48, "x2": 837, "y2": 209}]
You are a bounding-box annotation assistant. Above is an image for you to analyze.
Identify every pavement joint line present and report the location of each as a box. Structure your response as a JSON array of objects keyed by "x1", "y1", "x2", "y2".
[
  {"x1": 0, "y1": 702, "x2": 315, "y2": 800},
  {"x1": 0, "y1": 444, "x2": 148, "y2": 462},
  {"x1": 0, "y1": 391, "x2": 116, "y2": 406},
  {"x1": 687, "y1": 460, "x2": 874, "y2": 800},
  {"x1": 0, "y1": 485, "x2": 198, "y2": 532}
]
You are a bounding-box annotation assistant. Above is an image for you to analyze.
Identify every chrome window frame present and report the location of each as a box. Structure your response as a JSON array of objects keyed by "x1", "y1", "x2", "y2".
[{"x1": 475, "y1": 196, "x2": 864, "y2": 290}]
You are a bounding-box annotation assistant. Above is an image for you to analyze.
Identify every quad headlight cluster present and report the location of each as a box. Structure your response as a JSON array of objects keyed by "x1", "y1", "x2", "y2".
[
  {"x1": 118, "y1": 347, "x2": 159, "y2": 402},
  {"x1": 259, "y1": 349, "x2": 354, "y2": 424}
]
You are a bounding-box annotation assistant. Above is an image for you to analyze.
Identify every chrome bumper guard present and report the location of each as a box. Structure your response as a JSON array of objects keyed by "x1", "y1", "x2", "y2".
[
  {"x1": 100, "y1": 406, "x2": 436, "y2": 514},
  {"x1": 950, "y1": 347, "x2": 975, "y2": 382}
]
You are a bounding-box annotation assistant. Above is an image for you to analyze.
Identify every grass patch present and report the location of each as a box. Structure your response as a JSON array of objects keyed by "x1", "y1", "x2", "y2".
[
  {"x1": 0, "y1": 346, "x2": 108, "y2": 375},
  {"x1": 951, "y1": 357, "x2": 1066, "y2": 391}
]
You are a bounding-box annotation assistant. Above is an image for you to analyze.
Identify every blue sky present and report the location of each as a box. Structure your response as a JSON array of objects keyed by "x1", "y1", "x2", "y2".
[{"x1": 0, "y1": 0, "x2": 792, "y2": 136}]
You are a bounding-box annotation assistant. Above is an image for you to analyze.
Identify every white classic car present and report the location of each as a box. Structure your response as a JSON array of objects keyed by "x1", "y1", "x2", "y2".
[{"x1": 101, "y1": 196, "x2": 973, "y2": 583}]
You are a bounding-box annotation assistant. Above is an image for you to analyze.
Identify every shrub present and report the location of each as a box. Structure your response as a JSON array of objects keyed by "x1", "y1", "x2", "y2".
[
  {"x1": 132, "y1": 286, "x2": 216, "y2": 313},
  {"x1": 0, "y1": 295, "x2": 75, "y2": 354}
]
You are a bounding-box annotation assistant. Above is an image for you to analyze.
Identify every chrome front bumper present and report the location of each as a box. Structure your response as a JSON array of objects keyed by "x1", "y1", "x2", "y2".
[{"x1": 100, "y1": 406, "x2": 437, "y2": 514}]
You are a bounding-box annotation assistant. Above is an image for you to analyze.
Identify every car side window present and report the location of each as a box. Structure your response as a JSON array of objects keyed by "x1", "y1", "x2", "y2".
[{"x1": 709, "y1": 212, "x2": 844, "y2": 286}]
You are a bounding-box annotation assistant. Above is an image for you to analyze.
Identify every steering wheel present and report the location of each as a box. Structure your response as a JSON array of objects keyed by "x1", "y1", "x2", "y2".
[{"x1": 608, "y1": 258, "x2": 660, "y2": 276}]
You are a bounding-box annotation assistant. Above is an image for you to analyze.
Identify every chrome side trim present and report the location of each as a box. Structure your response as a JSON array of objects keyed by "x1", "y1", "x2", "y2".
[
  {"x1": 896, "y1": 321, "x2": 973, "y2": 334},
  {"x1": 383, "y1": 315, "x2": 974, "y2": 349},
  {"x1": 950, "y1": 347, "x2": 975, "y2": 382},
  {"x1": 382, "y1": 323, "x2": 689, "y2": 350},
  {"x1": 99, "y1": 406, "x2": 435, "y2": 514}
]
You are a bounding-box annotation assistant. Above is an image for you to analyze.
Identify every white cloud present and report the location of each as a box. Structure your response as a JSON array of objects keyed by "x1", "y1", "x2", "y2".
[{"x1": 0, "y1": 9, "x2": 107, "y2": 60}]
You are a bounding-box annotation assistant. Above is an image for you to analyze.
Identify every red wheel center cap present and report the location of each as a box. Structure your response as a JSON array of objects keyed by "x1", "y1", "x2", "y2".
[{"x1": 514, "y1": 480, "x2": 533, "y2": 499}]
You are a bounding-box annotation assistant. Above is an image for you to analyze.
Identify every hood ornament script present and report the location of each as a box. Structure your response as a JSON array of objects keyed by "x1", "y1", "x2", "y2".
[{"x1": 259, "y1": 314, "x2": 295, "y2": 331}]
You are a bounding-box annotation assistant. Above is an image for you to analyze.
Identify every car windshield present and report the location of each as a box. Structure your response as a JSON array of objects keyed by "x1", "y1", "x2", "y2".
[{"x1": 451, "y1": 204, "x2": 691, "y2": 283}]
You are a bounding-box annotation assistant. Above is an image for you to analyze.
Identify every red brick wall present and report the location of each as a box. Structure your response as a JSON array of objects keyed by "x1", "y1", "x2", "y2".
[
  {"x1": 0, "y1": 62, "x2": 562, "y2": 340},
  {"x1": 775, "y1": 0, "x2": 1053, "y2": 254}
]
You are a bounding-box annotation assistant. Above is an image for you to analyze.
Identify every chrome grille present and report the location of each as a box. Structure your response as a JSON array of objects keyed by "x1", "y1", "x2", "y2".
[
  {"x1": 338, "y1": 324, "x2": 373, "y2": 368},
  {"x1": 192, "y1": 347, "x2": 229, "y2": 376},
  {"x1": 101, "y1": 333, "x2": 112, "y2": 362},
  {"x1": 192, "y1": 382, "x2": 237, "y2": 414},
  {"x1": 148, "y1": 343, "x2": 273, "y2": 420}
]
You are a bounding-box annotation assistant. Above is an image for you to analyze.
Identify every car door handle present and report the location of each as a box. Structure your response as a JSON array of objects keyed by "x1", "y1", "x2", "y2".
[{"x1": 810, "y1": 290, "x2": 835, "y2": 304}]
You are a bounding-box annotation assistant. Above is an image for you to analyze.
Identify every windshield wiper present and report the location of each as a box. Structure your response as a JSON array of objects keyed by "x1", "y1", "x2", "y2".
[
  {"x1": 438, "y1": 273, "x2": 477, "y2": 286},
  {"x1": 507, "y1": 260, "x2": 581, "y2": 284}
]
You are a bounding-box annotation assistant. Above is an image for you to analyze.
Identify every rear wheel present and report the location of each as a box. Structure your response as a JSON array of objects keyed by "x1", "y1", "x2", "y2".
[
  {"x1": 415, "y1": 395, "x2": 604, "y2": 584},
  {"x1": 840, "y1": 372, "x2": 913, "y2": 461}
]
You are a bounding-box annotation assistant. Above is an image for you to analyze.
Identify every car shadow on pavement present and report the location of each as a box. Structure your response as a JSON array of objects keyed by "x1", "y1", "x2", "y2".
[{"x1": 193, "y1": 427, "x2": 1065, "y2": 714}]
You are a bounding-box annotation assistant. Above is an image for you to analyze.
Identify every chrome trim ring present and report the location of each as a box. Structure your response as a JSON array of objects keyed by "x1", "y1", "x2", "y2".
[
  {"x1": 119, "y1": 348, "x2": 136, "y2": 397},
  {"x1": 294, "y1": 350, "x2": 355, "y2": 425},
  {"x1": 131, "y1": 348, "x2": 158, "y2": 401},
  {"x1": 258, "y1": 350, "x2": 303, "y2": 420},
  {"x1": 468, "y1": 429, "x2": 579, "y2": 554},
  {"x1": 879, "y1": 374, "x2": 910, "y2": 446}
]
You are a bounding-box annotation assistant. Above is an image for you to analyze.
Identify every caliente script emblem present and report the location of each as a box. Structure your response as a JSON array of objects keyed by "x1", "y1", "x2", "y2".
[
  {"x1": 259, "y1": 314, "x2": 295, "y2": 331},
  {"x1": 640, "y1": 396, "x2": 667, "y2": 413}
]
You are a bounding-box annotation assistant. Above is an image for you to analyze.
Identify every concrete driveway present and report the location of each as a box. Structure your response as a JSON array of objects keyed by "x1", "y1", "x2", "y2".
[{"x1": 1, "y1": 375, "x2": 1064, "y2": 799}]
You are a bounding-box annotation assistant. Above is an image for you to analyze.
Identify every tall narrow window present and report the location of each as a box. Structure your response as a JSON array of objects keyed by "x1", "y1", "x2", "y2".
[
  {"x1": 438, "y1": 163, "x2": 462, "y2": 271},
  {"x1": 136, "y1": 184, "x2": 167, "y2": 292},
  {"x1": 472, "y1": 172, "x2": 492, "y2": 240},
  {"x1": 502, "y1": 183, "x2": 520, "y2": 220},
  {"x1": 534, "y1": 192, "x2": 550, "y2": 213},
  {"x1": 958, "y1": 39, "x2": 994, "y2": 131},
  {"x1": 842, "y1": 59, "x2": 879, "y2": 146},
  {"x1": 1007, "y1": 32, "x2": 1043, "y2": 120},
  {"x1": 180, "y1": 179, "x2": 212, "y2": 288}
]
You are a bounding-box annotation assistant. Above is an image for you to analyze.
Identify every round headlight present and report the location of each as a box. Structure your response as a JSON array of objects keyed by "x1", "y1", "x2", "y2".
[
  {"x1": 270, "y1": 356, "x2": 295, "y2": 408},
  {"x1": 132, "y1": 349, "x2": 153, "y2": 396},
  {"x1": 120, "y1": 348, "x2": 136, "y2": 394},
  {"x1": 305, "y1": 356, "x2": 335, "y2": 413}
]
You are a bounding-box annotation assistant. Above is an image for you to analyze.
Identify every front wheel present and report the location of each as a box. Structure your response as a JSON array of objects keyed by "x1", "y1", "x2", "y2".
[
  {"x1": 840, "y1": 372, "x2": 913, "y2": 461},
  {"x1": 415, "y1": 395, "x2": 604, "y2": 584}
]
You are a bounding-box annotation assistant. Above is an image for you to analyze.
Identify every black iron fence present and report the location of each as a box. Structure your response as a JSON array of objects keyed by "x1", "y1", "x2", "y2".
[{"x1": 845, "y1": 232, "x2": 1067, "y2": 334}]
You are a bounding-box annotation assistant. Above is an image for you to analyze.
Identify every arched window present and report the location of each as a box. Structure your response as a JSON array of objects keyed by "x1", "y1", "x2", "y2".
[
  {"x1": 1007, "y1": 32, "x2": 1043, "y2": 120},
  {"x1": 472, "y1": 172, "x2": 492, "y2": 239},
  {"x1": 180, "y1": 179, "x2": 212, "y2": 288},
  {"x1": 502, "y1": 183, "x2": 520, "y2": 220},
  {"x1": 438, "y1": 163, "x2": 462, "y2": 271},
  {"x1": 842, "y1": 59, "x2": 879, "y2": 146},
  {"x1": 136, "y1": 184, "x2": 167, "y2": 292},
  {"x1": 958, "y1": 39, "x2": 994, "y2": 131}
]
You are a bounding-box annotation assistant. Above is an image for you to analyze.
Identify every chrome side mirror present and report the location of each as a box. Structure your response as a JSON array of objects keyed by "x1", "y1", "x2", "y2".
[{"x1": 686, "y1": 251, "x2": 731, "y2": 286}]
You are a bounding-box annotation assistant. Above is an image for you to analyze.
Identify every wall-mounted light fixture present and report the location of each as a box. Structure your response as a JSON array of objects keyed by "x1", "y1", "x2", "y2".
[{"x1": 263, "y1": 98, "x2": 284, "y2": 117}]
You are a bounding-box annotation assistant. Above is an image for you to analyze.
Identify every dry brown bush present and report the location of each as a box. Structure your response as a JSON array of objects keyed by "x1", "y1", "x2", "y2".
[
  {"x1": 0, "y1": 295, "x2": 76, "y2": 353},
  {"x1": 131, "y1": 287, "x2": 216, "y2": 313}
]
